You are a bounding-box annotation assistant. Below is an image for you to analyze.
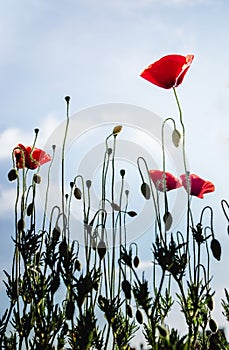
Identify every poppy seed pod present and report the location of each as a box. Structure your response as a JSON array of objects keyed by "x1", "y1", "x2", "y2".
[
  {"x1": 65, "y1": 96, "x2": 70, "y2": 103},
  {"x1": 52, "y1": 226, "x2": 61, "y2": 241},
  {"x1": 120, "y1": 169, "x2": 125, "y2": 177},
  {"x1": 86, "y1": 180, "x2": 92, "y2": 188},
  {"x1": 8, "y1": 169, "x2": 18, "y2": 181}
]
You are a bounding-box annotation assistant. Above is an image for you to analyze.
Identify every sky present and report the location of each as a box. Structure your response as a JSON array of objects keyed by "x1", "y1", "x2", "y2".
[{"x1": 0, "y1": 0, "x2": 229, "y2": 344}]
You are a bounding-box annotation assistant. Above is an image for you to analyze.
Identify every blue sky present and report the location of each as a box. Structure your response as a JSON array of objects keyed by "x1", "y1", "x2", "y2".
[{"x1": 0, "y1": 0, "x2": 229, "y2": 341}]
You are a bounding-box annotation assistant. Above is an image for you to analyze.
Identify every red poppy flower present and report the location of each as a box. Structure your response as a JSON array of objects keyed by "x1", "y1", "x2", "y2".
[
  {"x1": 180, "y1": 173, "x2": 215, "y2": 198},
  {"x1": 140, "y1": 54, "x2": 194, "y2": 89},
  {"x1": 14, "y1": 144, "x2": 51, "y2": 170},
  {"x1": 149, "y1": 170, "x2": 181, "y2": 192}
]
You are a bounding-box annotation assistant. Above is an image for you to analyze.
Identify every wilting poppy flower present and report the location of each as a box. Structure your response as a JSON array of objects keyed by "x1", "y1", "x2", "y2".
[
  {"x1": 149, "y1": 170, "x2": 181, "y2": 192},
  {"x1": 14, "y1": 144, "x2": 51, "y2": 170},
  {"x1": 180, "y1": 173, "x2": 215, "y2": 198},
  {"x1": 140, "y1": 54, "x2": 194, "y2": 89}
]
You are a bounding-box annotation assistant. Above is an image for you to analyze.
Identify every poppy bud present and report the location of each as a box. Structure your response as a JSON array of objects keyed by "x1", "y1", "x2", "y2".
[
  {"x1": 111, "y1": 202, "x2": 121, "y2": 211},
  {"x1": 136, "y1": 309, "x2": 143, "y2": 324},
  {"x1": 210, "y1": 238, "x2": 221, "y2": 261},
  {"x1": 91, "y1": 239, "x2": 97, "y2": 250},
  {"x1": 50, "y1": 274, "x2": 60, "y2": 294},
  {"x1": 158, "y1": 325, "x2": 168, "y2": 338},
  {"x1": 133, "y1": 256, "x2": 140, "y2": 268},
  {"x1": 65, "y1": 96, "x2": 70, "y2": 103},
  {"x1": 113, "y1": 125, "x2": 122, "y2": 135},
  {"x1": 75, "y1": 259, "x2": 81, "y2": 272},
  {"x1": 8, "y1": 169, "x2": 18, "y2": 181},
  {"x1": 59, "y1": 238, "x2": 68, "y2": 258},
  {"x1": 86, "y1": 180, "x2": 92, "y2": 188},
  {"x1": 33, "y1": 174, "x2": 41, "y2": 184},
  {"x1": 141, "y1": 182, "x2": 150, "y2": 200},
  {"x1": 120, "y1": 169, "x2": 125, "y2": 177},
  {"x1": 70, "y1": 181, "x2": 74, "y2": 188},
  {"x1": 52, "y1": 226, "x2": 61, "y2": 241},
  {"x1": 128, "y1": 211, "x2": 137, "y2": 217},
  {"x1": 65, "y1": 300, "x2": 74, "y2": 320},
  {"x1": 126, "y1": 304, "x2": 133, "y2": 318},
  {"x1": 122, "y1": 280, "x2": 131, "y2": 300},
  {"x1": 206, "y1": 294, "x2": 214, "y2": 311},
  {"x1": 163, "y1": 212, "x2": 173, "y2": 231},
  {"x1": 34, "y1": 128, "x2": 39, "y2": 135},
  {"x1": 209, "y1": 318, "x2": 217, "y2": 333},
  {"x1": 26, "y1": 203, "x2": 34, "y2": 216},
  {"x1": 172, "y1": 129, "x2": 181, "y2": 147},
  {"x1": 107, "y1": 148, "x2": 112, "y2": 155},
  {"x1": 125, "y1": 190, "x2": 129, "y2": 197},
  {"x1": 74, "y1": 187, "x2": 82, "y2": 200},
  {"x1": 97, "y1": 240, "x2": 107, "y2": 260},
  {"x1": 17, "y1": 218, "x2": 25, "y2": 231}
]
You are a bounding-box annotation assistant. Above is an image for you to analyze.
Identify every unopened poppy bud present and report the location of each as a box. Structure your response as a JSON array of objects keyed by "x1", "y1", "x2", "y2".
[
  {"x1": 97, "y1": 240, "x2": 107, "y2": 260},
  {"x1": 209, "y1": 318, "x2": 217, "y2": 333},
  {"x1": 126, "y1": 304, "x2": 133, "y2": 318},
  {"x1": 74, "y1": 187, "x2": 82, "y2": 200},
  {"x1": 136, "y1": 309, "x2": 143, "y2": 324},
  {"x1": 111, "y1": 202, "x2": 121, "y2": 211},
  {"x1": 172, "y1": 129, "x2": 181, "y2": 147},
  {"x1": 8, "y1": 169, "x2": 18, "y2": 181},
  {"x1": 65, "y1": 300, "x2": 74, "y2": 320},
  {"x1": 93, "y1": 281, "x2": 99, "y2": 291},
  {"x1": 34, "y1": 128, "x2": 39, "y2": 135},
  {"x1": 141, "y1": 182, "x2": 150, "y2": 200},
  {"x1": 113, "y1": 125, "x2": 122, "y2": 135},
  {"x1": 75, "y1": 259, "x2": 81, "y2": 271},
  {"x1": 33, "y1": 174, "x2": 41, "y2": 184},
  {"x1": 206, "y1": 294, "x2": 214, "y2": 311},
  {"x1": 163, "y1": 212, "x2": 173, "y2": 231},
  {"x1": 91, "y1": 239, "x2": 97, "y2": 250},
  {"x1": 158, "y1": 325, "x2": 168, "y2": 338},
  {"x1": 107, "y1": 148, "x2": 112, "y2": 156},
  {"x1": 120, "y1": 169, "x2": 125, "y2": 177},
  {"x1": 122, "y1": 280, "x2": 131, "y2": 300},
  {"x1": 128, "y1": 211, "x2": 137, "y2": 217},
  {"x1": 133, "y1": 256, "x2": 140, "y2": 268},
  {"x1": 52, "y1": 226, "x2": 61, "y2": 241},
  {"x1": 26, "y1": 203, "x2": 34, "y2": 216},
  {"x1": 65, "y1": 96, "x2": 70, "y2": 103},
  {"x1": 70, "y1": 181, "x2": 74, "y2": 188},
  {"x1": 210, "y1": 238, "x2": 221, "y2": 261},
  {"x1": 59, "y1": 238, "x2": 68, "y2": 258},
  {"x1": 86, "y1": 180, "x2": 92, "y2": 188},
  {"x1": 17, "y1": 218, "x2": 25, "y2": 231}
]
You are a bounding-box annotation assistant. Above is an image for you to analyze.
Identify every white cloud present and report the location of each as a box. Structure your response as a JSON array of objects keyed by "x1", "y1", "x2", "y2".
[
  {"x1": 0, "y1": 114, "x2": 61, "y2": 160},
  {"x1": 0, "y1": 188, "x2": 16, "y2": 218}
]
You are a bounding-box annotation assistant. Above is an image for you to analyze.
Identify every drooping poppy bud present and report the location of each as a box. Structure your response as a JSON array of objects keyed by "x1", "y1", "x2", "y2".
[
  {"x1": 133, "y1": 256, "x2": 140, "y2": 268},
  {"x1": 33, "y1": 174, "x2": 41, "y2": 184},
  {"x1": 122, "y1": 280, "x2": 131, "y2": 300},
  {"x1": 74, "y1": 187, "x2": 82, "y2": 200},
  {"x1": 163, "y1": 212, "x2": 173, "y2": 231},
  {"x1": 26, "y1": 203, "x2": 34, "y2": 216},
  {"x1": 135, "y1": 309, "x2": 143, "y2": 324},
  {"x1": 128, "y1": 211, "x2": 137, "y2": 217},
  {"x1": 8, "y1": 169, "x2": 18, "y2": 181},
  {"x1": 113, "y1": 125, "x2": 122, "y2": 135},
  {"x1": 209, "y1": 319, "x2": 217, "y2": 333},
  {"x1": 141, "y1": 182, "x2": 150, "y2": 200},
  {"x1": 126, "y1": 304, "x2": 133, "y2": 318},
  {"x1": 210, "y1": 238, "x2": 221, "y2": 261},
  {"x1": 172, "y1": 129, "x2": 181, "y2": 147}
]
